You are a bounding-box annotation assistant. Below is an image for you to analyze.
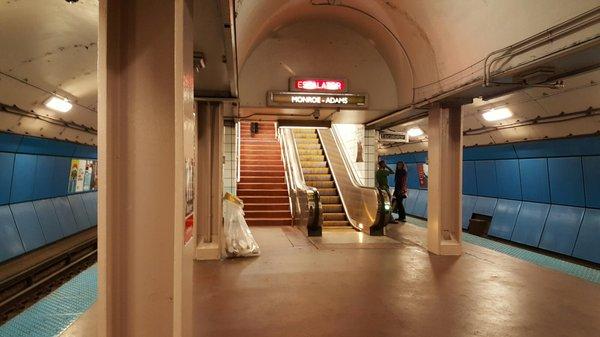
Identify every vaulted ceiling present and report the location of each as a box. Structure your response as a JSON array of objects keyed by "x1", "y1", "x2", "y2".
[{"x1": 0, "y1": 0, "x2": 598, "y2": 147}]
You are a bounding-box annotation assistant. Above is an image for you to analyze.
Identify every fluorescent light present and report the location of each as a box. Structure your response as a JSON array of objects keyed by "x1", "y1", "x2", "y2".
[
  {"x1": 482, "y1": 107, "x2": 512, "y2": 121},
  {"x1": 45, "y1": 96, "x2": 72, "y2": 113},
  {"x1": 407, "y1": 127, "x2": 424, "y2": 137}
]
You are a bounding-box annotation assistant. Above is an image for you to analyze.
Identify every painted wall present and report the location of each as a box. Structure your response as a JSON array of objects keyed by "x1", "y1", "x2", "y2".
[
  {"x1": 0, "y1": 132, "x2": 97, "y2": 263},
  {"x1": 239, "y1": 21, "x2": 399, "y2": 111},
  {"x1": 381, "y1": 135, "x2": 600, "y2": 264}
]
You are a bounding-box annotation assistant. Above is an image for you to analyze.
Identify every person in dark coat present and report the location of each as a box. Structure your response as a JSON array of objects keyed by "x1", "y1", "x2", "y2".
[{"x1": 393, "y1": 161, "x2": 408, "y2": 222}]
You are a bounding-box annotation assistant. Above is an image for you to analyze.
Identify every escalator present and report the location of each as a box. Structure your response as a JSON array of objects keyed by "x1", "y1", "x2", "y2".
[
  {"x1": 279, "y1": 126, "x2": 390, "y2": 236},
  {"x1": 293, "y1": 129, "x2": 350, "y2": 228}
]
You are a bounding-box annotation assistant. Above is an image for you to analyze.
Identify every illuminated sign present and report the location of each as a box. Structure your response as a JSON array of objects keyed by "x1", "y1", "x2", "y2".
[
  {"x1": 290, "y1": 77, "x2": 348, "y2": 93},
  {"x1": 267, "y1": 91, "x2": 368, "y2": 108}
]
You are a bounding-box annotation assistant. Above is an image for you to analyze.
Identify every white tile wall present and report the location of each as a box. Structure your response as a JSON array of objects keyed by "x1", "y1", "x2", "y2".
[
  {"x1": 332, "y1": 124, "x2": 376, "y2": 187},
  {"x1": 223, "y1": 124, "x2": 237, "y2": 195}
]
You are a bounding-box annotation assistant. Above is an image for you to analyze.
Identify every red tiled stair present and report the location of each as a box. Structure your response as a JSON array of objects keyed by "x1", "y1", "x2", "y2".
[{"x1": 237, "y1": 122, "x2": 292, "y2": 226}]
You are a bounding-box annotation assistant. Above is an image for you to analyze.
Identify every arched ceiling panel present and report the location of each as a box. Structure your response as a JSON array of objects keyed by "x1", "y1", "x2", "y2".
[
  {"x1": 239, "y1": 21, "x2": 399, "y2": 114},
  {"x1": 0, "y1": 0, "x2": 98, "y2": 144}
]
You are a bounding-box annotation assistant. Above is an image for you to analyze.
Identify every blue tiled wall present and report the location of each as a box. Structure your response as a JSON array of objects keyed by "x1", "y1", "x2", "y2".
[
  {"x1": 381, "y1": 135, "x2": 600, "y2": 264},
  {"x1": 0, "y1": 132, "x2": 98, "y2": 263}
]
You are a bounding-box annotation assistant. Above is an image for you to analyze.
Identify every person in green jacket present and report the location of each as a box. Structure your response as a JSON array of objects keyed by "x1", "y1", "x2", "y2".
[{"x1": 376, "y1": 160, "x2": 394, "y2": 199}]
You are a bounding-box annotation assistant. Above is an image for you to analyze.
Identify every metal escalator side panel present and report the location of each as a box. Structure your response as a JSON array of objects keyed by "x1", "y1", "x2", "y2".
[
  {"x1": 280, "y1": 128, "x2": 323, "y2": 236},
  {"x1": 317, "y1": 128, "x2": 383, "y2": 234}
]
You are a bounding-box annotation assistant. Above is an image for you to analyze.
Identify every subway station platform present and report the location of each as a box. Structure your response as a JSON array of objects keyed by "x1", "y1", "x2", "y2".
[{"x1": 4, "y1": 220, "x2": 598, "y2": 337}]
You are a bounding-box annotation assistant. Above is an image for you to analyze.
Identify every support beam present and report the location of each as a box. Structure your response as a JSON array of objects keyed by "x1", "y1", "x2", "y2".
[
  {"x1": 98, "y1": 1, "x2": 196, "y2": 336},
  {"x1": 426, "y1": 103, "x2": 463, "y2": 256}
]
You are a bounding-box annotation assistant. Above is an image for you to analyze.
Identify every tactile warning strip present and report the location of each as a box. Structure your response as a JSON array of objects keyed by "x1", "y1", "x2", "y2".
[
  {"x1": 404, "y1": 216, "x2": 600, "y2": 284},
  {"x1": 0, "y1": 265, "x2": 97, "y2": 337}
]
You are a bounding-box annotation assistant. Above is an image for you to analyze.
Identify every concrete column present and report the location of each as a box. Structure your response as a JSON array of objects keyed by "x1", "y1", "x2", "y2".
[
  {"x1": 195, "y1": 102, "x2": 223, "y2": 260},
  {"x1": 98, "y1": 1, "x2": 196, "y2": 336},
  {"x1": 426, "y1": 103, "x2": 463, "y2": 256}
]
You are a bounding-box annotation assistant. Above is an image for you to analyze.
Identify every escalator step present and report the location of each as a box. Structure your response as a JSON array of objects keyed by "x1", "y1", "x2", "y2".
[
  {"x1": 323, "y1": 220, "x2": 350, "y2": 227},
  {"x1": 317, "y1": 188, "x2": 338, "y2": 196},
  {"x1": 304, "y1": 174, "x2": 332, "y2": 181},
  {"x1": 303, "y1": 167, "x2": 329, "y2": 174},
  {"x1": 300, "y1": 161, "x2": 327, "y2": 168},
  {"x1": 324, "y1": 213, "x2": 346, "y2": 221},
  {"x1": 323, "y1": 204, "x2": 344, "y2": 213},
  {"x1": 306, "y1": 181, "x2": 334, "y2": 188},
  {"x1": 300, "y1": 155, "x2": 325, "y2": 161},
  {"x1": 321, "y1": 196, "x2": 341, "y2": 204},
  {"x1": 298, "y1": 149, "x2": 323, "y2": 155}
]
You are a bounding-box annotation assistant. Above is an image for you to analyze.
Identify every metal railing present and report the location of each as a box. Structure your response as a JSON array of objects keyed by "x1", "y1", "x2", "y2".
[
  {"x1": 279, "y1": 128, "x2": 323, "y2": 236},
  {"x1": 319, "y1": 128, "x2": 390, "y2": 235}
]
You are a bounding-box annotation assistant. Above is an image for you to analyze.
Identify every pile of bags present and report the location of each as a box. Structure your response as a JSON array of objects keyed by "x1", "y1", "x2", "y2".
[{"x1": 222, "y1": 193, "x2": 260, "y2": 258}]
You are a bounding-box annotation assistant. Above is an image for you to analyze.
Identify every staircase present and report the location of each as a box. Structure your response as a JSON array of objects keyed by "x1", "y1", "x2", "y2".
[
  {"x1": 293, "y1": 129, "x2": 350, "y2": 228},
  {"x1": 237, "y1": 122, "x2": 292, "y2": 226}
]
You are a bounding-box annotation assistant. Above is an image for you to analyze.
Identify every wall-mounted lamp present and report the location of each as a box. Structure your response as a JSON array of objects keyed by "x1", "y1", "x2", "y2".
[
  {"x1": 482, "y1": 107, "x2": 512, "y2": 121},
  {"x1": 45, "y1": 96, "x2": 72, "y2": 113}
]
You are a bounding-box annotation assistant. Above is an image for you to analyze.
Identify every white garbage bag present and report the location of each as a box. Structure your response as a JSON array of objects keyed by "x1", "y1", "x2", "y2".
[{"x1": 223, "y1": 193, "x2": 260, "y2": 258}]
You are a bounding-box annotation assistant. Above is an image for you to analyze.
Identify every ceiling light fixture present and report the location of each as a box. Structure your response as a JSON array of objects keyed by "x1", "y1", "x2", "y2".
[
  {"x1": 45, "y1": 96, "x2": 73, "y2": 113},
  {"x1": 482, "y1": 107, "x2": 512, "y2": 121},
  {"x1": 407, "y1": 127, "x2": 424, "y2": 137}
]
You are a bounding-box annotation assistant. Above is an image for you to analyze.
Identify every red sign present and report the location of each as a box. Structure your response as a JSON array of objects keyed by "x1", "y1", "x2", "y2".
[{"x1": 291, "y1": 78, "x2": 347, "y2": 93}]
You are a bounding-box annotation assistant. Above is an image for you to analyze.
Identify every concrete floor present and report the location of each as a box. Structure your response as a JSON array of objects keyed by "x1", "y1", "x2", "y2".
[
  {"x1": 194, "y1": 224, "x2": 600, "y2": 337},
  {"x1": 61, "y1": 222, "x2": 600, "y2": 336}
]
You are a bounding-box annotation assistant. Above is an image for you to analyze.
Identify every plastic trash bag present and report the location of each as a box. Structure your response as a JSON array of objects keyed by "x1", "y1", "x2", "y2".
[{"x1": 223, "y1": 193, "x2": 260, "y2": 258}]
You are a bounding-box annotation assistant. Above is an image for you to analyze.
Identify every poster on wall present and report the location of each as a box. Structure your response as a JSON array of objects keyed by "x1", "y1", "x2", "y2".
[
  {"x1": 417, "y1": 163, "x2": 429, "y2": 189},
  {"x1": 68, "y1": 159, "x2": 98, "y2": 193}
]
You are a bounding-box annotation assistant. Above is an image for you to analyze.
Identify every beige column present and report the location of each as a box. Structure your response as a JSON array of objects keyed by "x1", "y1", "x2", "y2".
[
  {"x1": 98, "y1": 1, "x2": 196, "y2": 336},
  {"x1": 194, "y1": 102, "x2": 223, "y2": 260},
  {"x1": 426, "y1": 103, "x2": 463, "y2": 255}
]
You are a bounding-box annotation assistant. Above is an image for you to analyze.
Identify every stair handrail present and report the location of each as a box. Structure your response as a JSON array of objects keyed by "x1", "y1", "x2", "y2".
[
  {"x1": 279, "y1": 128, "x2": 323, "y2": 236},
  {"x1": 318, "y1": 128, "x2": 390, "y2": 235}
]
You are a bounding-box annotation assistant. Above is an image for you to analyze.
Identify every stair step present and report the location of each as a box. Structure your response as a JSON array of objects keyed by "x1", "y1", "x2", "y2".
[
  {"x1": 323, "y1": 220, "x2": 350, "y2": 227},
  {"x1": 323, "y1": 204, "x2": 344, "y2": 213},
  {"x1": 240, "y1": 170, "x2": 284, "y2": 177},
  {"x1": 317, "y1": 188, "x2": 338, "y2": 196},
  {"x1": 244, "y1": 203, "x2": 290, "y2": 211},
  {"x1": 304, "y1": 174, "x2": 332, "y2": 181},
  {"x1": 241, "y1": 155, "x2": 282, "y2": 161},
  {"x1": 321, "y1": 196, "x2": 341, "y2": 204},
  {"x1": 237, "y1": 189, "x2": 288, "y2": 196},
  {"x1": 324, "y1": 213, "x2": 346, "y2": 221},
  {"x1": 239, "y1": 196, "x2": 289, "y2": 204},
  {"x1": 238, "y1": 182, "x2": 287, "y2": 190},
  {"x1": 240, "y1": 164, "x2": 284, "y2": 171},
  {"x1": 239, "y1": 176, "x2": 285, "y2": 183},
  {"x1": 241, "y1": 149, "x2": 282, "y2": 155},
  {"x1": 245, "y1": 210, "x2": 291, "y2": 218},
  {"x1": 241, "y1": 159, "x2": 283, "y2": 165},
  {"x1": 246, "y1": 218, "x2": 292, "y2": 226},
  {"x1": 241, "y1": 144, "x2": 281, "y2": 149}
]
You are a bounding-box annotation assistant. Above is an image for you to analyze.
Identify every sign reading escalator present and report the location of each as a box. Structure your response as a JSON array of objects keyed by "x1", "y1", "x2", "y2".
[{"x1": 267, "y1": 91, "x2": 368, "y2": 109}]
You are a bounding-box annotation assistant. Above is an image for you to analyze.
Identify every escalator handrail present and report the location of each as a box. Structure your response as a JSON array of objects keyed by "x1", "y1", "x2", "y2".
[{"x1": 318, "y1": 128, "x2": 390, "y2": 234}]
